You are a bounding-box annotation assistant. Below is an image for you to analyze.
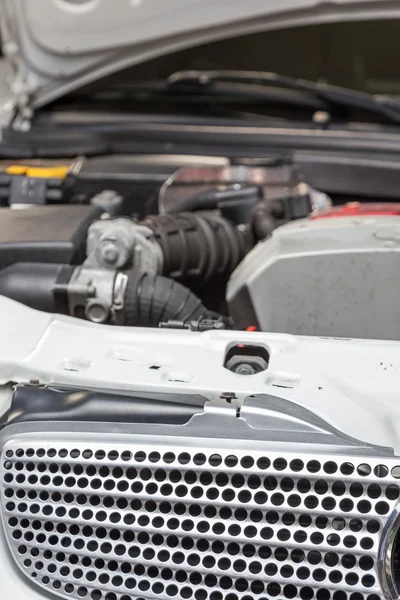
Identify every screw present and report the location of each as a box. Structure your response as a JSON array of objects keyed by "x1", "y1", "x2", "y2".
[
  {"x1": 234, "y1": 363, "x2": 257, "y2": 376},
  {"x1": 312, "y1": 110, "x2": 331, "y2": 126}
]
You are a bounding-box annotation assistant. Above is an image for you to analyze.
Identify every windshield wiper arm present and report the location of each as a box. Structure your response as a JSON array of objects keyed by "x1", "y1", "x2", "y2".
[
  {"x1": 168, "y1": 69, "x2": 400, "y2": 124},
  {"x1": 90, "y1": 78, "x2": 328, "y2": 112}
]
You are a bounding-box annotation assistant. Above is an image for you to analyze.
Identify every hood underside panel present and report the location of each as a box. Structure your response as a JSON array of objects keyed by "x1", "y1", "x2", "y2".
[{"x1": 1, "y1": 0, "x2": 400, "y2": 111}]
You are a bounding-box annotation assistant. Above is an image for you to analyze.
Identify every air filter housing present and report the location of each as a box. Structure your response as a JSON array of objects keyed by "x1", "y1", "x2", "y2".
[{"x1": 227, "y1": 214, "x2": 400, "y2": 340}]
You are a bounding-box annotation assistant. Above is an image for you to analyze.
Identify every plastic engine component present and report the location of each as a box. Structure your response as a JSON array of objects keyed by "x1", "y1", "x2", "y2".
[
  {"x1": 0, "y1": 204, "x2": 103, "y2": 269},
  {"x1": 227, "y1": 214, "x2": 400, "y2": 340}
]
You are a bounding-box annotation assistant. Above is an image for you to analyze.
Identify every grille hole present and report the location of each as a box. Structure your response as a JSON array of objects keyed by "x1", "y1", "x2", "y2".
[
  {"x1": 325, "y1": 553, "x2": 339, "y2": 567},
  {"x1": 209, "y1": 454, "x2": 222, "y2": 467},
  {"x1": 314, "y1": 480, "x2": 327, "y2": 494},
  {"x1": 298, "y1": 479, "x2": 311, "y2": 493},
  {"x1": 349, "y1": 518, "x2": 362, "y2": 532},
  {"x1": 282, "y1": 513, "x2": 295, "y2": 526},
  {"x1": 292, "y1": 549, "x2": 306, "y2": 563},
  {"x1": 267, "y1": 583, "x2": 281, "y2": 597},
  {"x1": 376, "y1": 501, "x2": 390, "y2": 515},
  {"x1": 324, "y1": 462, "x2": 337, "y2": 474},
  {"x1": 357, "y1": 464, "x2": 371, "y2": 476},
  {"x1": 386, "y1": 485, "x2": 400, "y2": 500},
  {"x1": 367, "y1": 484, "x2": 381, "y2": 499},
  {"x1": 290, "y1": 459, "x2": 304, "y2": 472},
  {"x1": 362, "y1": 575, "x2": 375, "y2": 588},
  {"x1": 392, "y1": 466, "x2": 400, "y2": 478},
  {"x1": 332, "y1": 518, "x2": 346, "y2": 531},
  {"x1": 342, "y1": 554, "x2": 356, "y2": 569},
  {"x1": 340, "y1": 498, "x2": 354, "y2": 512},
  {"x1": 257, "y1": 457, "x2": 270, "y2": 470},
  {"x1": 340, "y1": 463, "x2": 354, "y2": 475},
  {"x1": 308, "y1": 551, "x2": 322, "y2": 565},
  {"x1": 284, "y1": 584, "x2": 297, "y2": 598},
  {"x1": 299, "y1": 515, "x2": 312, "y2": 527},
  {"x1": 307, "y1": 461, "x2": 321, "y2": 473},
  {"x1": 374, "y1": 464, "x2": 388, "y2": 477},
  {"x1": 273, "y1": 458, "x2": 287, "y2": 471},
  {"x1": 332, "y1": 482, "x2": 345, "y2": 496}
]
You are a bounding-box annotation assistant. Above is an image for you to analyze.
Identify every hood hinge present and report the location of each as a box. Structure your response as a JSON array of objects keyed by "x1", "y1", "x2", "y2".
[
  {"x1": 6, "y1": 62, "x2": 35, "y2": 131},
  {"x1": 11, "y1": 93, "x2": 34, "y2": 131},
  {"x1": 0, "y1": 6, "x2": 34, "y2": 131}
]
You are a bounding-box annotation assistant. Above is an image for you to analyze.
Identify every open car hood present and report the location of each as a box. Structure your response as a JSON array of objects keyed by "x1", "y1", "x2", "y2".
[{"x1": 1, "y1": 0, "x2": 400, "y2": 124}]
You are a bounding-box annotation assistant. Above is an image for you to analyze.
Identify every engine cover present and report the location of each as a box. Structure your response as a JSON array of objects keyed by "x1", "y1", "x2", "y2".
[
  {"x1": 0, "y1": 204, "x2": 103, "y2": 270},
  {"x1": 227, "y1": 214, "x2": 400, "y2": 340}
]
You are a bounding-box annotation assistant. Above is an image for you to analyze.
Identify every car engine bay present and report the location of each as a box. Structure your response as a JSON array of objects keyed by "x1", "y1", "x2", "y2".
[
  {"x1": 0, "y1": 154, "x2": 398, "y2": 343},
  {"x1": 5, "y1": 1, "x2": 400, "y2": 599},
  {"x1": 1, "y1": 153, "x2": 400, "y2": 600}
]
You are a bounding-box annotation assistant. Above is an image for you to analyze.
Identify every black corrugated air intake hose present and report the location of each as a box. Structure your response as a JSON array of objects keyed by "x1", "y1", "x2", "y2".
[
  {"x1": 123, "y1": 272, "x2": 211, "y2": 327},
  {"x1": 0, "y1": 213, "x2": 246, "y2": 327},
  {"x1": 142, "y1": 212, "x2": 247, "y2": 282}
]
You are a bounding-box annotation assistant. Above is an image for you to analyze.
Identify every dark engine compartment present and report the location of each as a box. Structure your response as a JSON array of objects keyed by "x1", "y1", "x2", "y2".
[
  {"x1": 1, "y1": 153, "x2": 400, "y2": 342},
  {"x1": 0, "y1": 156, "x2": 311, "y2": 325}
]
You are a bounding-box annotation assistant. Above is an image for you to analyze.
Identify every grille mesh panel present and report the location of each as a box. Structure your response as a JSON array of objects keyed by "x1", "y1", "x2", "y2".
[{"x1": 1, "y1": 442, "x2": 399, "y2": 600}]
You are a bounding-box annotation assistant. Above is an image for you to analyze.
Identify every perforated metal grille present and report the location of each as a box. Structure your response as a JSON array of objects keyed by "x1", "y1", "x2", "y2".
[{"x1": 1, "y1": 441, "x2": 399, "y2": 600}]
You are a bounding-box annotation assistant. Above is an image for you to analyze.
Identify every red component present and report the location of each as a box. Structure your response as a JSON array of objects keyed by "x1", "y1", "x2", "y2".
[
  {"x1": 238, "y1": 328, "x2": 257, "y2": 347},
  {"x1": 312, "y1": 202, "x2": 400, "y2": 220}
]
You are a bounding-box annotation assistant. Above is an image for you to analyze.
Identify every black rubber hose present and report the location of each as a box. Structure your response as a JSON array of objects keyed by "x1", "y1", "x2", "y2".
[
  {"x1": 124, "y1": 273, "x2": 210, "y2": 327},
  {"x1": 0, "y1": 263, "x2": 73, "y2": 313},
  {"x1": 143, "y1": 212, "x2": 246, "y2": 281},
  {"x1": 252, "y1": 192, "x2": 312, "y2": 240}
]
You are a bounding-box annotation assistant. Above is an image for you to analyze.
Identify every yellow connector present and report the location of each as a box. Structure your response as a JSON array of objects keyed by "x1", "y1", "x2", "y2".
[{"x1": 6, "y1": 165, "x2": 70, "y2": 179}]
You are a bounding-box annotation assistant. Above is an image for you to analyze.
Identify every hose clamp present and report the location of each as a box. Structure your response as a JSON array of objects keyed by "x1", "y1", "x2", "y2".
[{"x1": 111, "y1": 272, "x2": 129, "y2": 325}]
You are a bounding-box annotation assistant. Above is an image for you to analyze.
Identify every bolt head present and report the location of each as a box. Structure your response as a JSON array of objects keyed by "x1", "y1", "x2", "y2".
[
  {"x1": 101, "y1": 242, "x2": 119, "y2": 265},
  {"x1": 234, "y1": 363, "x2": 257, "y2": 376},
  {"x1": 225, "y1": 354, "x2": 268, "y2": 375},
  {"x1": 85, "y1": 301, "x2": 109, "y2": 324}
]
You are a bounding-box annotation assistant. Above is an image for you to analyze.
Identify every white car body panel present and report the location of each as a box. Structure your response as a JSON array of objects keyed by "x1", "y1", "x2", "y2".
[{"x1": 0, "y1": 295, "x2": 398, "y2": 452}]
